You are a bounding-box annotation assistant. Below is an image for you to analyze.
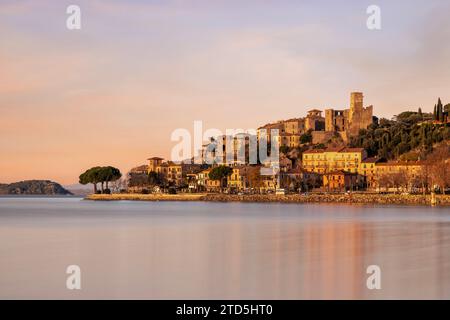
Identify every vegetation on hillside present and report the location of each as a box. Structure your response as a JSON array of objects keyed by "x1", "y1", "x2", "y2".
[{"x1": 350, "y1": 106, "x2": 450, "y2": 160}]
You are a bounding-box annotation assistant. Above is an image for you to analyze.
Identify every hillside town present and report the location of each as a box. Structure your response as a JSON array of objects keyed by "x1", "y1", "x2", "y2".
[{"x1": 103, "y1": 92, "x2": 450, "y2": 195}]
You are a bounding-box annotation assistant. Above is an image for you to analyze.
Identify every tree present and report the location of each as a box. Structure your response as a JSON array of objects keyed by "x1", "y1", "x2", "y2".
[
  {"x1": 98, "y1": 166, "x2": 122, "y2": 190},
  {"x1": 209, "y1": 166, "x2": 232, "y2": 192},
  {"x1": 279, "y1": 145, "x2": 290, "y2": 155},
  {"x1": 127, "y1": 172, "x2": 149, "y2": 188},
  {"x1": 392, "y1": 170, "x2": 409, "y2": 192},
  {"x1": 247, "y1": 166, "x2": 263, "y2": 191},
  {"x1": 79, "y1": 166, "x2": 102, "y2": 193},
  {"x1": 427, "y1": 143, "x2": 450, "y2": 194},
  {"x1": 300, "y1": 130, "x2": 313, "y2": 144},
  {"x1": 417, "y1": 164, "x2": 432, "y2": 194},
  {"x1": 377, "y1": 172, "x2": 392, "y2": 192},
  {"x1": 350, "y1": 110, "x2": 445, "y2": 161},
  {"x1": 148, "y1": 171, "x2": 164, "y2": 186},
  {"x1": 79, "y1": 166, "x2": 122, "y2": 193},
  {"x1": 437, "y1": 98, "x2": 444, "y2": 122},
  {"x1": 111, "y1": 178, "x2": 126, "y2": 193}
]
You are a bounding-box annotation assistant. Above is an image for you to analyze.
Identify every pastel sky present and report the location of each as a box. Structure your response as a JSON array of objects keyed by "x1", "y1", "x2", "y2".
[{"x1": 1, "y1": 0, "x2": 449, "y2": 184}]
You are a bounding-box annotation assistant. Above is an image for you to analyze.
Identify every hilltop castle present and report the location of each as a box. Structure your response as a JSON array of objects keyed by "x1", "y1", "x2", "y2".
[
  {"x1": 325, "y1": 92, "x2": 374, "y2": 138},
  {"x1": 258, "y1": 92, "x2": 375, "y2": 146}
]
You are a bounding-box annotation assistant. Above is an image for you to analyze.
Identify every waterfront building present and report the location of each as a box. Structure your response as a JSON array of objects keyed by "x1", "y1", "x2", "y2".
[
  {"x1": 280, "y1": 167, "x2": 322, "y2": 192},
  {"x1": 302, "y1": 147, "x2": 367, "y2": 174},
  {"x1": 373, "y1": 161, "x2": 425, "y2": 192},
  {"x1": 196, "y1": 169, "x2": 210, "y2": 191},
  {"x1": 227, "y1": 166, "x2": 250, "y2": 191},
  {"x1": 200, "y1": 133, "x2": 255, "y2": 166},
  {"x1": 147, "y1": 157, "x2": 202, "y2": 187},
  {"x1": 323, "y1": 170, "x2": 363, "y2": 192},
  {"x1": 359, "y1": 157, "x2": 381, "y2": 189}
]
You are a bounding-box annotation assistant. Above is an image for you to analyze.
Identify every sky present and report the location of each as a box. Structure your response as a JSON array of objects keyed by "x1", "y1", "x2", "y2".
[{"x1": 1, "y1": 0, "x2": 450, "y2": 184}]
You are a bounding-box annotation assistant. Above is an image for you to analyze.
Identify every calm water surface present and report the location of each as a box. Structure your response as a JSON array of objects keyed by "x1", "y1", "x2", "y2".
[{"x1": 0, "y1": 197, "x2": 449, "y2": 299}]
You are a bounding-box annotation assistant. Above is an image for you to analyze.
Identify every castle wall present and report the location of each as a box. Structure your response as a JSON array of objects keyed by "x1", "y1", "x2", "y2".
[
  {"x1": 324, "y1": 92, "x2": 373, "y2": 138},
  {"x1": 348, "y1": 105, "x2": 373, "y2": 136},
  {"x1": 312, "y1": 131, "x2": 335, "y2": 144}
]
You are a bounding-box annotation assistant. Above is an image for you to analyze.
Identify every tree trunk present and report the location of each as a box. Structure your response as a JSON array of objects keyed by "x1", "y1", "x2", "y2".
[
  {"x1": 101, "y1": 182, "x2": 104, "y2": 192},
  {"x1": 93, "y1": 183, "x2": 97, "y2": 193}
]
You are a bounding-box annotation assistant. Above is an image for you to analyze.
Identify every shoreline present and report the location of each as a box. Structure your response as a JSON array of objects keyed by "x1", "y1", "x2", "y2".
[{"x1": 86, "y1": 193, "x2": 450, "y2": 206}]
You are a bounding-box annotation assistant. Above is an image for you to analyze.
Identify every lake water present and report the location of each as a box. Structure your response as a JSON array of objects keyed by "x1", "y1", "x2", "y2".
[{"x1": 0, "y1": 197, "x2": 449, "y2": 299}]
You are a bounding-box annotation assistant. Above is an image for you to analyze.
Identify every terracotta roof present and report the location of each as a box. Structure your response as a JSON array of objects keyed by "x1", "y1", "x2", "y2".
[
  {"x1": 258, "y1": 122, "x2": 283, "y2": 129},
  {"x1": 341, "y1": 147, "x2": 365, "y2": 153},
  {"x1": 376, "y1": 161, "x2": 425, "y2": 166},
  {"x1": 147, "y1": 157, "x2": 164, "y2": 160},
  {"x1": 284, "y1": 118, "x2": 304, "y2": 122},
  {"x1": 361, "y1": 157, "x2": 380, "y2": 163},
  {"x1": 327, "y1": 170, "x2": 358, "y2": 175},
  {"x1": 303, "y1": 149, "x2": 326, "y2": 154},
  {"x1": 284, "y1": 167, "x2": 309, "y2": 174},
  {"x1": 279, "y1": 133, "x2": 301, "y2": 137},
  {"x1": 325, "y1": 146, "x2": 346, "y2": 152},
  {"x1": 130, "y1": 165, "x2": 149, "y2": 173},
  {"x1": 304, "y1": 147, "x2": 365, "y2": 154}
]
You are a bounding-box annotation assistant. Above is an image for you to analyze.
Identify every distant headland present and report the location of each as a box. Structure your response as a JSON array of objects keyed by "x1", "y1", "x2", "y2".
[{"x1": 0, "y1": 180, "x2": 72, "y2": 195}]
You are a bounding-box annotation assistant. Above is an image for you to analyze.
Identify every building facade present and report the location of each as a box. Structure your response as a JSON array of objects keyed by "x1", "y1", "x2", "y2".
[
  {"x1": 302, "y1": 147, "x2": 367, "y2": 174},
  {"x1": 323, "y1": 170, "x2": 363, "y2": 192}
]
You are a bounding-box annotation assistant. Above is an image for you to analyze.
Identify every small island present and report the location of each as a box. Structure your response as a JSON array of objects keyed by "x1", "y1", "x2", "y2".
[{"x1": 0, "y1": 180, "x2": 72, "y2": 195}]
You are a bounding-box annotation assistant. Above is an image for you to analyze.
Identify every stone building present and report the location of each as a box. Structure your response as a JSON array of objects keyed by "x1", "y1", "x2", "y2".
[
  {"x1": 147, "y1": 157, "x2": 164, "y2": 172},
  {"x1": 200, "y1": 133, "x2": 255, "y2": 166},
  {"x1": 147, "y1": 157, "x2": 202, "y2": 187},
  {"x1": 305, "y1": 109, "x2": 325, "y2": 131},
  {"x1": 323, "y1": 170, "x2": 364, "y2": 192},
  {"x1": 325, "y1": 92, "x2": 374, "y2": 140}
]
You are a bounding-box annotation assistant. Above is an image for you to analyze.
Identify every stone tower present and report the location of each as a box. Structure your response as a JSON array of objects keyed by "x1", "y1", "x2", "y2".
[
  {"x1": 147, "y1": 157, "x2": 164, "y2": 173},
  {"x1": 324, "y1": 92, "x2": 374, "y2": 140},
  {"x1": 349, "y1": 92, "x2": 364, "y2": 123},
  {"x1": 348, "y1": 92, "x2": 373, "y2": 137}
]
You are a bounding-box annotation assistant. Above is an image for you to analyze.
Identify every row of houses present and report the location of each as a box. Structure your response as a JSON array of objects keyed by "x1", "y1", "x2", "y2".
[
  {"x1": 136, "y1": 146, "x2": 431, "y2": 193},
  {"x1": 127, "y1": 142, "x2": 436, "y2": 192}
]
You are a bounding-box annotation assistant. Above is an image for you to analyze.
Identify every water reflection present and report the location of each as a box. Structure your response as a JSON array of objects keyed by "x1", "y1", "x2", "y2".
[{"x1": 0, "y1": 198, "x2": 449, "y2": 299}]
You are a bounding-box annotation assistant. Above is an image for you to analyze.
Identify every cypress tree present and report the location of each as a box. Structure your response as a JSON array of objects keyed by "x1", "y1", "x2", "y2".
[
  {"x1": 433, "y1": 104, "x2": 437, "y2": 120},
  {"x1": 437, "y1": 98, "x2": 444, "y2": 122}
]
